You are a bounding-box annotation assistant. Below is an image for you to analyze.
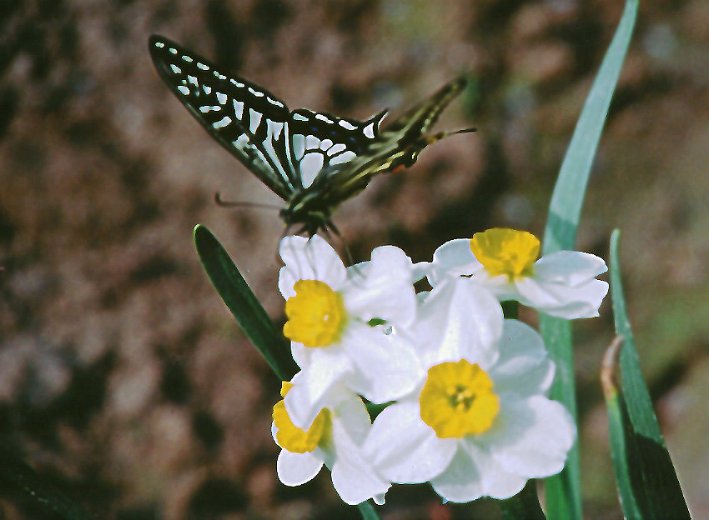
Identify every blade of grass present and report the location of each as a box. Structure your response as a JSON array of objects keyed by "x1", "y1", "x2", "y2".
[
  {"x1": 539, "y1": 318, "x2": 579, "y2": 520},
  {"x1": 604, "y1": 230, "x2": 690, "y2": 519},
  {"x1": 542, "y1": 0, "x2": 639, "y2": 254},
  {"x1": 0, "y1": 444, "x2": 95, "y2": 520},
  {"x1": 602, "y1": 336, "x2": 642, "y2": 518},
  {"x1": 194, "y1": 224, "x2": 298, "y2": 381},
  {"x1": 609, "y1": 230, "x2": 661, "y2": 439},
  {"x1": 540, "y1": 1, "x2": 639, "y2": 518}
]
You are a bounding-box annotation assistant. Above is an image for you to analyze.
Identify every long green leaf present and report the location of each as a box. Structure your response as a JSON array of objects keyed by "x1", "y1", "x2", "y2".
[
  {"x1": 0, "y1": 444, "x2": 95, "y2": 520},
  {"x1": 540, "y1": 0, "x2": 639, "y2": 518},
  {"x1": 542, "y1": 0, "x2": 639, "y2": 255},
  {"x1": 604, "y1": 230, "x2": 690, "y2": 519},
  {"x1": 539, "y1": 318, "x2": 580, "y2": 520},
  {"x1": 194, "y1": 224, "x2": 297, "y2": 381}
]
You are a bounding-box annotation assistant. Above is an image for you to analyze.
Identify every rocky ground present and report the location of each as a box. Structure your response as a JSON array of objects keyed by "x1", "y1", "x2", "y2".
[{"x1": 1, "y1": 0, "x2": 707, "y2": 518}]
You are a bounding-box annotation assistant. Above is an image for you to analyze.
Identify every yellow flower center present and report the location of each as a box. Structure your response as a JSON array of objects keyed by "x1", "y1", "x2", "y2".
[
  {"x1": 272, "y1": 381, "x2": 332, "y2": 453},
  {"x1": 283, "y1": 280, "x2": 347, "y2": 348},
  {"x1": 419, "y1": 360, "x2": 500, "y2": 438},
  {"x1": 470, "y1": 228, "x2": 540, "y2": 279}
]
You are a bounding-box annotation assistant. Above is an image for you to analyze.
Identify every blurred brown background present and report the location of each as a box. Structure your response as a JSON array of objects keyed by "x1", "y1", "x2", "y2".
[{"x1": 0, "y1": 0, "x2": 707, "y2": 518}]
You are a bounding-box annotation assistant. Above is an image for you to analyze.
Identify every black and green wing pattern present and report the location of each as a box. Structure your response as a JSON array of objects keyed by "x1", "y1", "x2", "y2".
[{"x1": 149, "y1": 35, "x2": 473, "y2": 234}]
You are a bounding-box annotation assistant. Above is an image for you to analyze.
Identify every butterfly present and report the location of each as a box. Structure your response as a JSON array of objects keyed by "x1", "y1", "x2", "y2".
[{"x1": 149, "y1": 35, "x2": 474, "y2": 236}]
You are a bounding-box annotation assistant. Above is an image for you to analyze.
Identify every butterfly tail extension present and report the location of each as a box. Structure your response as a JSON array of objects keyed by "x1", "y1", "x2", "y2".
[
  {"x1": 320, "y1": 77, "x2": 474, "y2": 200},
  {"x1": 382, "y1": 77, "x2": 467, "y2": 139}
]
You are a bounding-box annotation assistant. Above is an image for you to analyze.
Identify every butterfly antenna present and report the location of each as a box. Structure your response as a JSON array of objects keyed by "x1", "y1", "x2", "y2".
[
  {"x1": 326, "y1": 223, "x2": 366, "y2": 283},
  {"x1": 214, "y1": 192, "x2": 283, "y2": 211},
  {"x1": 324, "y1": 222, "x2": 356, "y2": 267},
  {"x1": 425, "y1": 126, "x2": 477, "y2": 145}
]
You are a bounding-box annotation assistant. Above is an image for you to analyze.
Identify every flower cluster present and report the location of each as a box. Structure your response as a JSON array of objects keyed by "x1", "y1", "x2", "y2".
[{"x1": 271, "y1": 228, "x2": 608, "y2": 505}]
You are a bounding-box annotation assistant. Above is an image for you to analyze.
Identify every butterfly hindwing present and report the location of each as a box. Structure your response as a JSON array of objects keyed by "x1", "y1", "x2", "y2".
[
  {"x1": 380, "y1": 77, "x2": 467, "y2": 141},
  {"x1": 288, "y1": 108, "x2": 386, "y2": 189},
  {"x1": 149, "y1": 35, "x2": 297, "y2": 199},
  {"x1": 313, "y1": 78, "x2": 468, "y2": 201}
]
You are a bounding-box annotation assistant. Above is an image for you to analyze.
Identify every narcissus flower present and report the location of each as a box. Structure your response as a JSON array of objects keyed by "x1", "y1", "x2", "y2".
[
  {"x1": 427, "y1": 228, "x2": 609, "y2": 319},
  {"x1": 364, "y1": 278, "x2": 575, "y2": 502},
  {"x1": 279, "y1": 235, "x2": 422, "y2": 429},
  {"x1": 272, "y1": 375, "x2": 390, "y2": 505}
]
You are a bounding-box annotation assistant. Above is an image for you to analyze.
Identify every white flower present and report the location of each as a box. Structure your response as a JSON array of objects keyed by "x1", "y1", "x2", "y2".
[
  {"x1": 364, "y1": 278, "x2": 575, "y2": 502},
  {"x1": 279, "y1": 235, "x2": 422, "y2": 429},
  {"x1": 272, "y1": 374, "x2": 390, "y2": 505},
  {"x1": 427, "y1": 228, "x2": 609, "y2": 319}
]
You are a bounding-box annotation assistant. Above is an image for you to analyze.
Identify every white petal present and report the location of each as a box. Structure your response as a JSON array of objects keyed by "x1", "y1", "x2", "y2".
[
  {"x1": 349, "y1": 254, "x2": 429, "y2": 285},
  {"x1": 490, "y1": 320, "x2": 555, "y2": 396},
  {"x1": 429, "y1": 445, "x2": 484, "y2": 502},
  {"x1": 330, "y1": 418, "x2": 391, "y2": 505},
  {"x1": 427, "y1": 239, "x2": 482, "y2": 287},
  {"x1": 342, "y1": 323, "x2": 422, "y2": 404},
  {"x1": 430, "y1": 443, "x2": 526, "y2": 501},
  {"x1": 414, "y1": 279, "x2": 502, "y2": 369},
  {"x1": 534, "y1": 251, "x2": 607, "y2": 286},
  {"x1": 276, "y1": 449, "x2": 323, "y2": 486},
  {"x1": 346, "y1": 261, "x2": 369, "y2": 278},
  {"x1": 333, "y1": 393, "x2": 373, "y2": 445},
  {"x1": 290, "y1": 342, "x2": 310, "y2": 368},
  {"x1": 278, "y1": 235, "x2": 346, "y2": 298},
  {"x1": 515, "y1": 276, "x2": 609, "y2": 319},
  {"x1": 411, "y1": 261, "x2": 431, "y2": 283},
  {"x1": 343, "y1": 246, "x2": 417, "y2": 326},
  {"x1": 479, "y1": 396, "x2": 576, "y2": 478},
  {"x1": 365, "y1": 401, "x2": 457, "y2": 483},
  {"x1": 284, "y1": 353, "x2": 352, "y2": 428},
  {"x1": 468, "y1": 444, "x2": 528, "y2": 499},
  {"x1": 469, "y1": 270, "x2": 518, "y2": 300}
]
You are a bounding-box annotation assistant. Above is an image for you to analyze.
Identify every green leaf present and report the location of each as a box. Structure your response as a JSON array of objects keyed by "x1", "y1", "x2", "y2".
[
  {"x1": 540, "y1": 0, "x2": 639, "y2": 517},
  {"x1": 357, "y1": 501, "x2": 381, "y2": 519},
  {"x1": 194, "y1": 224, "x2": 298, "y2": 381},
  {"x1": 540, "y1": 318, "x2": 580, "y2": 520},
  {"x1": 542, "y1": 0, "x2": 639, "y2": 255},
  {"x1": 603, "y1": 230, "x2": 690, "y2": 519},
  {"x1": 0, "y1": 444, "x2": 95, "y2": 520}
]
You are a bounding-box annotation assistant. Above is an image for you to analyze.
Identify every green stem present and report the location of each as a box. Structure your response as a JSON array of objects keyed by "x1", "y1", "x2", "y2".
[
  {"x1": 500, "y1": 481, "x2": 546, "y2": 520},
  {"x1": 357, "y1": 500, "x2": 381, "y2": 519}
]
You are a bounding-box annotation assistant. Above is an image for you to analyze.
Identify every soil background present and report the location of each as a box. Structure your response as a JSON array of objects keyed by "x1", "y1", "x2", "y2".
[{"x1": 1, "y1": 0, "x2": 707, "y2": 519}]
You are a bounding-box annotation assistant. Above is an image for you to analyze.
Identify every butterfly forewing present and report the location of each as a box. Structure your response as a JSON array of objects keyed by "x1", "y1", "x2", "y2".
[
  {"x1": 149, "y1": 35, "x2": 298, "y2": 198},
  {"x1": 149, "y1": 35, "x2": 389, "y2": 199}
]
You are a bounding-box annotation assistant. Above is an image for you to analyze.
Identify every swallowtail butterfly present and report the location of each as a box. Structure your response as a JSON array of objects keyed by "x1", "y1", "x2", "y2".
[{"x1": 149, "y1": 35, "x2": 474, "y2": 235}]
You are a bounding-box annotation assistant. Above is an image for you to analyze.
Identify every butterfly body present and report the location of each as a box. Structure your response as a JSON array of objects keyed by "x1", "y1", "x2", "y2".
[{"x1": 149, "y1": 35, "x2": 472, "y2": 235}]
